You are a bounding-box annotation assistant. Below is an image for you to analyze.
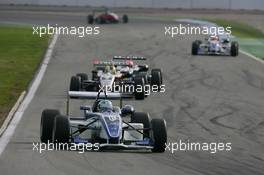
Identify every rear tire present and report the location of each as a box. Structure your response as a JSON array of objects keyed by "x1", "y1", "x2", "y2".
[
  {"x1": 76, "y1": 73, "x2": 88, "y2": 89},
  {"x1": 70, "y1": 76, "x2": 81, "y2": 91},
  {"x1": 87, "y1": 15, "x2": 94, "y2": 24},
  {"x1": 151, "y1": 118, "x2": 167, "y2": 153},
  {"x1": 231, "y1": 41, "x2": 239, "y2": 57},
  {"x1": 192, "y1": 40, "x2": 201, "y2": 55},
  {"x1": 131, "y1": 112, "x2": 151, "y2": 138},
  {"x1": 151, "y1": 69, "x2": 163, "y2": 84},
  {"x1": 52, "y1": 115, "x2": 70, "y2": 143},
  {"x1": 122, "y1": 14, "x2": 128, "y2": 23},
  {"x1": 92, "y1": 70, "x2": 98, "y2": 81},
  {"x1": 151, "y1": 70, "x2": 162, "y2": 91},
  {"x1": 76, "y1": 73, "x2": 88, "y2": 83},
  {"x1": 40, "y1": 109, "x2": 60, "y2": 143},
  {"x1": 134, "y1": 76, "x2": 145, "y2": 100}
]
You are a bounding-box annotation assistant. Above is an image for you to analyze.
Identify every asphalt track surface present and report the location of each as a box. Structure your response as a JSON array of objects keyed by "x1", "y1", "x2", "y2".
[{"x1": 0, "y1": 10, "x2": 264, "y2": 175}]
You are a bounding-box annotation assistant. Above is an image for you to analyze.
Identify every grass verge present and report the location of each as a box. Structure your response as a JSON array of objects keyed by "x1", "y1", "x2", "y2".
[
  {"x1": 0, "y1": 26, "x2": 49, "y2": 126},
  {"x1": 209, "y1": 19, "x2": 264, "y2": 39},
  {"x1": 209, "y1": 19, "x2": 264, "y2": 60}
]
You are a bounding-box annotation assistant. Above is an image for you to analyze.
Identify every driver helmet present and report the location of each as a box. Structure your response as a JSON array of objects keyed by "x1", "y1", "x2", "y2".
[
  {"x1": 210, "y1": 36, "x2": 219, "y2": 41},
  {"x1": 97, "y1": 100, "x2": 113, "y2": 112},
  {"x1": 111, "y1": 65, "x2": 116, "y2": 74},
  {"x1": 104, "y1": 65, "x2": 110, "y2": 73}
]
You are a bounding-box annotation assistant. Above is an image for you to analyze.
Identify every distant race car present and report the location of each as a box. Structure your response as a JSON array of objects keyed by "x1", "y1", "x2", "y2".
[
  {"x1": 87, "y1": 9, "x2": 128, "y2": 24},
  {"x1": 192, "y1": 35, "x2": 239, "y2": 57},
  {"x1": 69, "y1": 56, "x2": 163, "y2": 100},
  {"x1": 40, "y1": 90, "x2": 167, "y2": 152}
]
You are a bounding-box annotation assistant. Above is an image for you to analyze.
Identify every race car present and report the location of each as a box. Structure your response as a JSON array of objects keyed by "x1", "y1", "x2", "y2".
[
  {"x1": 69, "y1": 56, "x2": 163, "y2": 100},
  {"x1": 40, "y1": 90, "x2": 167, "y2": 152},
  {"x1": 87, "y1": 9, "x2": 128, "y2": 24},
  {"x1": 70, "y1": 62, "x2": 146, "y2": 100},
  {"x1": 112, "y1": 56, "x2": 163, "y2": 87},
  {"x1": 192, "y1": 35, "x2": 239, "y2": 56}
]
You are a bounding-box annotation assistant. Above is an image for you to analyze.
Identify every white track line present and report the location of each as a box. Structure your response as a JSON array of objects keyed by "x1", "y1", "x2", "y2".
[
  {"x1": 0, "y1": 34, "x2": 58, "y2": 156},
  {"x1": 0, "y1": 91, "x2": 26, "y2": 136},
  {"x1": 240, "y1": 49, "x2": 264, "y2": 64}
]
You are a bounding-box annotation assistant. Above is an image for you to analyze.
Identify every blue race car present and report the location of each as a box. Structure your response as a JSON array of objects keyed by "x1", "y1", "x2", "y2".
[{"x1": 40, "y1": 90, "x2": 167, "y2": 152}]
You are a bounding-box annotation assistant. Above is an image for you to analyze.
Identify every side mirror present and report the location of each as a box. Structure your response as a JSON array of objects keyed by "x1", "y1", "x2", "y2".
[{"x1": 121, "y1": 105, "x2": 135, "y2": 115}]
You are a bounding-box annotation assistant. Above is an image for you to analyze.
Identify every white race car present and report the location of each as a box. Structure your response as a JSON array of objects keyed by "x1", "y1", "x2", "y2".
[
  {"x1": 192, "y1": 35, "x2": 239, "y2": 57},
  {"x1": 69, "y1": 61, "x2": 146, "y2": 100}
]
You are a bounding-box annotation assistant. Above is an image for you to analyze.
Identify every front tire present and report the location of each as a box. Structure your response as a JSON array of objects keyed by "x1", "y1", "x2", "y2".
[
  {"x1": 122, "y1": 14, "x2": 128, "y2": 23},
  {"x1": 134, "y1": 76, "x2": 145, "y2": 100},
  {"x1": 151, "y1": 118, "x2": 167, "y2": 153},
  {"x1": 231, "y1": 41, "x2": 239, "y2": 57},
  {"x1": 131, "y1": 112, "x2": 151, "y2": 138},
  {"x1": 40, "y1": 109, "x2": 60, "y2": 143},
  {"x1": 151, "y1": 69, "x2": 163, "y2": 85},
  {"x1": 70, "y1": 76, "x2": 81, "y2": 91},
  {"x1": 151, "y1": 69, "x2": 162, "y2": 91},
  {"x1": 52, "y1": 115, "x2": 70, "y2": 143}
]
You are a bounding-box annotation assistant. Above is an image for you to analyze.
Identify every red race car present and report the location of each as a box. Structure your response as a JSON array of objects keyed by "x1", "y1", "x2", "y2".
[{"x1": 87, "y1": 9, "x2": 128, "y2": 24}]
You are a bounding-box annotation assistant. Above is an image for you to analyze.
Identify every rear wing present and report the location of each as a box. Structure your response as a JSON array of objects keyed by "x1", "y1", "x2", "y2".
[
  {"x1": 93, "y1": 60, "x2": 132, "y2": 67},
  {"x1": 91, "y1": 8, "x2": 108, "y2": 14},
  {"x1": 113, "y1": 56, "x2": 146, "y2": 60}
]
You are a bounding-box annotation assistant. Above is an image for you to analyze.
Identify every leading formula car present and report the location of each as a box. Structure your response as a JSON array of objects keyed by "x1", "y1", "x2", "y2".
[
  {"x1": 192, "y1": 35, "x2": 239, "y2": 57},
  {"x1": 87, "y1": 8, "x2": 128, "y2": 24},
  {"x1": 40, "y1": 90, "x2": 167, "y2": 152}
]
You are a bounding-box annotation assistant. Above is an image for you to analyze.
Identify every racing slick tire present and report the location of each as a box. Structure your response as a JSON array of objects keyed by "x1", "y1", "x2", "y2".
[
  {"x1": 151, "y1": 69, "x2": 162, "y2": 91},
  {"x1": 131, "y1": 112, "x2": 151, "y2": 138},
  {"x1": 76, "y1": 73, "x2": 88, "y2": 83},
  {"x1": 151, "y1": 68, "x2": 163, "y2": 85},
  {"x1": 151, "y1": 118, "x2": 167, "y2": 153},
  {"x1": 192, "y1": 40, "x2": 201, "y2": 55},
  {"x1": 231, "y1": 41, "x2": 239, "y2": 57},
  {"x1": 134, "y1": 76, "x2": 145, "y2": 100},
  {"x1": 87, "y1": 15, "x2": 94, "y2": 24},
  {"x1": 122, "y1": 14, "x2": 128, "y2": 23},
  {"x1": 77, "y1": 73, "x2": 88, "y2": 89},
  {"x1": 52, "y1": 115, "x2": 70, "y2": 143},
  {"x1": 70, "y1": 76, "x2": 81, "y2": 91},
  {"x1": 92, "y1": 70, "x2": 98, "y2": 81},
  {"x1": 40, "y1": 109, "x2": 60, "y2": 143}
]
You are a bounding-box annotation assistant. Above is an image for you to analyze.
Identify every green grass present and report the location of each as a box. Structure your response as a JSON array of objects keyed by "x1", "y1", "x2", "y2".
[
  {"x1": 209, "y1": 19, "x2": 264, "y2": 39},
  {"x1": 0, "y1": 26, "x2": 49, "y2": 125}
]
